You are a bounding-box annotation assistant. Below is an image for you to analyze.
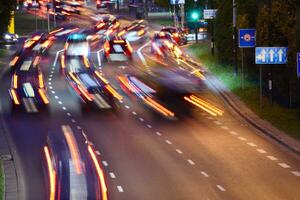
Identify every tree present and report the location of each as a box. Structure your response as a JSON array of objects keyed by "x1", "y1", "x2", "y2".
[{"x1": 0, "y1": 0, "x2": 16, "y2": 34}]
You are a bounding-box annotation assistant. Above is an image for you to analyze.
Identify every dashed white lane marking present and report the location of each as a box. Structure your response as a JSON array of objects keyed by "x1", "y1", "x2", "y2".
[
  {"x1": 49, "y1": 86, "x2": 53, "y2": 89},
  {"x1": 62, "y1": 106, "x2": 67, "y2": 110},
  {"x1": 165, "y1": 140, "x2": 172, "y2": 145},
  {"x1": 156, "y1": 131, "x2": 162, "y2": 136},
  {"x1": 124, "y1": 105, "x2": 130, "y2": 109},
  {"x1": 176, "y1": 149, "x2": 183, "y2": 154},
  {"x1": 278, "y1": 163, "x2": 291, "y2": 169},
  {"x1": 187, "y1": 159, "x2": 195, "y2": 165},
  {"x1": 256, "y1": 149, "x2": 267, "y2": 154},
  {"x1": 109, "y1": 172, "x2": 116, "y2": 179},
  {"x1": 200, "y1": 113, "x2": 206, "y2": 116},
  {"x1": 95, "y1": 150, "x2": 101, "y2": 155},
  {"x1": 216, "y1": 185, "x2": 226, "y2": 192},
  {"x1": 67, "y1": 113, "x2": 71, "y2": 116},
  {"x1": 51, "y1": 71, "x2": 54, "y2": 74},
  {"x1": 291, "y1": 171, "x2": 300, "y2": 177},
  {"x1": 54, "y1": 96, "x2": 59, "y2": 99},
  {"x1": 49, "y1": 74, "x2": 53, "y2": 77},
  {"x1": 49, "y1": 78, "x2": 52, "y2": 81},
  {"x1": 132, "y1": 111, "x2": 137, "y2": 115},
  {"x1": 213, "y1": 121, "x2": 222, "y2": 125},
  {"x1": 71, "y1": 119, "x2": 76, "y2": 123},
  {"x1": 58, "y1": 101, "x2": 62, "y2": 105},
  {"x1": 48, "y1": 82, "x2": 52, "y2": 85},
  {"x1": 102, "y1": 161, "x2": 108, "y2": 167},
  {"x1": 76, "y1": 126, "x2": 81, "y2": 130},
  {"x1": 229, "y1": 131, "x2": 238, "y2": 135},
  {"x1": 51, "y1": 91, "x2": 55, "y2": 94},
  {"x1": 117, "y1": 186, "x2": 124, "y2": 193},
  {"x1": 206, "y1": 116, "x2": 213, "y2": 120},
  {"x1": 119, "y1": 100, "x2": 123, "y2": 104},
  {"x1": 247, "y1": 142, "x2": 257, "y2": 147},
  {"x1": 267, "y1": 156, "x2": 278, "y2": 161},
  {"x1": 221, "y1": 126, "x2": 229, "y2": 130},
  {"x1": 201, "y1": 171, "x2": 209, "y2": 177},
  {"x1": 147, "y1": 124, "x2": 152, "y2": 129},
  {"x1": 238, "y1": 137, "x2": 247, "y2": 141},
  {"x1": 139, "y1": 117, "x2": 144, "y2": 122}
]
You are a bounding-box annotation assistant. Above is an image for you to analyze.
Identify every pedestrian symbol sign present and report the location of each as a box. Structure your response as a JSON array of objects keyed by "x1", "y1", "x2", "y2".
[{"x1": 255, "y1": 47, "x2": 288, "y2": 65}]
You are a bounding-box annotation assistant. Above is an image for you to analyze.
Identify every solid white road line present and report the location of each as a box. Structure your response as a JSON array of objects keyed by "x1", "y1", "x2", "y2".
[
  {"x1": 117, "y1": 186, "x2": 124, "y2": 192},
  {"x1": 201, "y1": 171, "x2": 209, "y2": 177},
  {"x1": 267, "y1": 156, "x2": 278, "y2": 161},
  {"x1": 216, "y1": 185, "x2": 226, "y2": 192},
  {"x1": 278, "y1": 163, "x2": 291, "y2": 169}
]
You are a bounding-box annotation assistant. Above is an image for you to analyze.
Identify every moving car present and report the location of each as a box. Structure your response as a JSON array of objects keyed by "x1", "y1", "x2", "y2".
[
  {"x1": 103, "y1": 36, "x2": 133, "y2": 61},
  {"x1": 8, "y1": 55, "x2": 49, "y2": 113},
  {"x1": 151, "y1": 31, "x2": 180, "y2": 57},
  {"x1": 160, "y1": 26, "x2": 187, "y2": 45},
  {"x1": 117, "y1": 20, "x2": 148, "y2": 43},
  {"x1": 0, "y1": 32, "x2": 19, "y2": 44},
  {"x1": 43, "y1": 125, "x2": 108, "y2": 200}
]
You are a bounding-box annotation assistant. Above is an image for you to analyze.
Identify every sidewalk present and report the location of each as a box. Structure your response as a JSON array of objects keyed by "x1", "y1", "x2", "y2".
[{"x1": 184, "y1": 47, "x2": 300, "y2": 157}]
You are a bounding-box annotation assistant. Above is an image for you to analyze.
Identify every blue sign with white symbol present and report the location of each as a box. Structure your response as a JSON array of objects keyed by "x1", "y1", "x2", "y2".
[
  {"x1": 239, "y1": 29, "x2": 256, "y2": 48},
  {"x1": 255, "y1": 47, "x2": 288, "y2": 64},
  {"x1": 297, "y1": 53, "x2": 300, "y2": 77}
]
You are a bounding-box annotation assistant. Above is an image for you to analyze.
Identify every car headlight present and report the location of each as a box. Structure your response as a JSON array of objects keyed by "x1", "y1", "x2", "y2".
[{"x1": 4, "y1": 34, "x2": 11, "y2": 39}]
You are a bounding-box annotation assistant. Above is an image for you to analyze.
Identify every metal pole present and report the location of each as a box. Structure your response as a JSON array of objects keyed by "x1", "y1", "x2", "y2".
[
  {"x1": 195, "y1": 26, "x2": 198, "y2": 43},
  {"x1": 233, "y1": 0, "x2": 238, "y2": 76},
  {"x1": 211, "y1": 0, "x2": 214, "y2": 56},
  {"x1": 47, "y1": 11, "x2": 50, "y2": 32},
  {"x1": 260, "y1": 65, "x2": 262, "y2": 110},
  {"x1": 53, "y1": 0, "x2": 56, "y2": 27},
  {"x1": 180, "y1": 4, "x2": 185, "y2": 29},
  {"x1": 35, "y1": 8, "x2": 37, "y2": 31},
  {"x1": 241, "y1": 48, "x2": 244, "y2": 89},
  {"x1": 173, "y1": 4, "x2": 176, "y2": 27}
]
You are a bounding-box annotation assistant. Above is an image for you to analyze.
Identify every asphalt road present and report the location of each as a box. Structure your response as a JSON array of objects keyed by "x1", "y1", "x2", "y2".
[{"x1": 0, "y1": 6, "x2": 299, "y2": 200}]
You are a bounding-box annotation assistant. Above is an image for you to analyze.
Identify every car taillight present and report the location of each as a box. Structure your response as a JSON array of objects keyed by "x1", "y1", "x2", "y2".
[
  {"x1": 9, "y1": 56, "x2": 19, "y2": 66},
  {"x1": 38, "y1": 74, "x2": 44, "y2": 88},
  {"x1": 104, "y1": 41, "x2": 110, "y2": 54},
  {"x1": 172, "y1": 33, "x2": 179, "y2": 37},
  {"x1": 10, "y1": 89, "x2": 20, "y2": 105},
  {"x1": 13, "y1": 74, "x2": 18, "y2": 89}
]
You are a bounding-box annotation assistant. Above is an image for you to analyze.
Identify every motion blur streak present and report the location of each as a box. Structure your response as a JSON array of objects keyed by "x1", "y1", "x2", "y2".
[
  {"x1": 95, "y1": 71, "x2": 109, "y2": 84},
  {"x1": 105, "y1": 85, "x2": 123, "y2": 100},
  {"x1": 38, "y1": 74, "x2": 44, "y2": 88},
  {"x1": 38, "y1": 89, "x2": 49, "y2": 104},
  {"x1": 78, "y1": 85, "x2": 93, "y2": 101},
  {"x1": 24, "y1": 40, "x2": 35, "y2": 48},
  {"x1": 13, "y1": 74, "x2": 18, "y2": 89},
  {"x1": 10, "y1": 89, "x2": 20, "y2": 105},
  {"x1": 9, "y1": 56, "x2": 19, "y2": 66},
  {"x1": 62, "y1": 125, "x2": 83, "y2": 175},
  {"x1": 69, "y1": 72, "x2": 81, "y2": 85},
  {"x1": 33, "y1": 56, "x2": 41, "y2": 67},
  {"x1": 184, "y1": 96, "x2": 217, "y2": 116},
  {"x1": 44, "y1": 146, "x2": 56, "y2": 200},
  {"x1": 117, "y1": 30, "x2": 126, "y2": 37},
  {"x1": 143, "y1": 97, "x2": 175, "y2": 117},
  {"x1": 49, "y1": 28, "x2": 64, "y2": 35},
  {"x1": 83, "y1": 56, "x2": 90, "y2": 68},
  {"x1": 61, "y1": 55, "x2": 66, "y2": 69},
  {"x1": 118, "y1": 76, "x2": 140, "y2": 94},
  {"x1": 190, "y1": 95, "x2": 224, "y2": 116},
  {"x1": 88, "y1": 145, "x2": 108, "y2": 200}
]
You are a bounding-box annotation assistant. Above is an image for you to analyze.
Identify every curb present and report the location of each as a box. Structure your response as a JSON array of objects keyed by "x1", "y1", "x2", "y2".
[{"x1": 184, "y1": 50, "x2": 300, "y2": 157}]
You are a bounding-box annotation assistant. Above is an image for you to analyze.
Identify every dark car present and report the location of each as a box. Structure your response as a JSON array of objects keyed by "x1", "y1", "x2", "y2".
[
  {"x1": 103, "y1": 36, "x2": 133, "y2": 61},
  {"x1": 160, "y1": 26, "x2": 187, "y2": 45},
  {"x1": 8, "y1": 56, "x2": 49, "y2": 113}
]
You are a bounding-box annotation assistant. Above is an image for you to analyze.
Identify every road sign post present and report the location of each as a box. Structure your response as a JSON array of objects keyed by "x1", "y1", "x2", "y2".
[
  {"x1": 239, "y1": 29, "x2": 256, "y2": 89},
  {"x1": 297, "y1": 52, "x2": 300, "y2": 78}
]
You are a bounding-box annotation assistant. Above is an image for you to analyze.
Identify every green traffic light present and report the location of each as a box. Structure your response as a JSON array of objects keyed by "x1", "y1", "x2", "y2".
[{"x1": 191, "y1": 12, "x2": 199, "y2": 20}]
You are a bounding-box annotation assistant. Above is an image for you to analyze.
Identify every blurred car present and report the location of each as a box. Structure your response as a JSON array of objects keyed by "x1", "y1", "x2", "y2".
[
  {"x1": 0, "y1": 32, "x2": 19, "y2": 44},
  {"x1": 61, "y1": 33, "x2": 91, "y2": 73},
  {"x1": 160, "y1": 26, "x2": 187, "y2": 45},
  {"x1": 23, "y1": 0, "x2": 40, "y2": 9},
  {"x1": 94, "y1": 14, "x2": 119, "y2": 31},
  {"x1": 150, "y1": 31, "x2": 178, "y2": 56},
  {"x1": 66, "y1": 71, "x2": 121, "y2": 110},
  {"x1": 43, "y1": 125, "x2": 108, "y2": 200},
  {"x1": 103, "y1": 36, "x2": 133, "y2": 61},
  {"x1": 96, "y1": 0, "x2": 110, "y2": 9},
  {"x1": 117, "y1": 20, "x2": 148, "y2": 43},
  {"x1": 8, "y1": 55, "x2": 49, "y2": 113},
  {"x1": 61, "y1": 1, "x2": 82, "y2": 14}
]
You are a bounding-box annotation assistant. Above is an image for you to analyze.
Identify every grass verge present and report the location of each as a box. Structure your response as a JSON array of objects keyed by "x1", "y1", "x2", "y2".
[
  {"x1": 0, "y1": 162, "x2": 3, "y2": 200},
  {"x1": 15, "y1": 11, "x2": 49, "y2": 35},
  {"x1": 188, "y1": 42, "x2": 300, "y2": 140}
]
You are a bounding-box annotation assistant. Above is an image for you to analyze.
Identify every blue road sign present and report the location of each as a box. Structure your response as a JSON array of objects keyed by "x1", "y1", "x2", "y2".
[
  {"x1": 239, "y1": 29, "x2": 256, "y2": 48},
  {"x1": 297, "y1": 53, "x2": 300, "y2": 77},
  {"x1": 255, "y1": 47, "x2": 288, "y2": 64}
]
